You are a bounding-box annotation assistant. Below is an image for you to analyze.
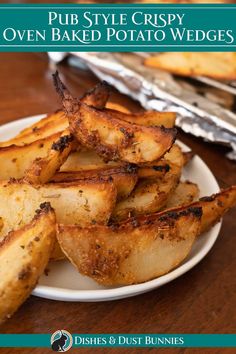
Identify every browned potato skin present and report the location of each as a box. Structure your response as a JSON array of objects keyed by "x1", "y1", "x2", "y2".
[
  {"x1": 53, "y1": 73, "x2": 176, "y2": 163},
  {"x1": 166, "y1": 181, "x2": 200, "y2": 209},
  {"x1": 80, "y1": 80, "x2": 110, "y2": 109},
  {"x1": 104, "y1": 108, "x2": 176, "y2": 128},
  {"x1": 60, "y1": 149, "x2": 169, "y2": 181},
  {"x1": 57, "y1": 207, "x2": 201, "y2": 285},
  {"x1": 121, "y1": 186, "x2": 236, "y2": 236},
  {"x1": 0, "y1": 132, "x2": 62, "y2": 180},
  {"x1": 0, "y1": 203, "x2": 56, "y2": 323},
  {"x1": 112, "y1": 162, "x2": 181, "y2": 221},
  {"x1": 192, "y1": 186, "x2": 236, "y2": 234},
  {"x1": 69, "y1": 102, "x2": 176, "y2": 163},
  {"x1": 106, "y1": 102, "x2": 131, "y2": 114},
  {"x1": 51, "y1": 164, "x2": 138, "y2": 201},
  {"x1": 0, "y1": 179, "x2": 117, "y2": 239},
  {"x1": 0, "y1": 80, "x2": 110, "y2": 148},
  {"x1": 0, "y1": 111, "x2": 68, "y2": 147},
  {"x1": 24, "y1": 129, "x2": 77, "y2": 184}
]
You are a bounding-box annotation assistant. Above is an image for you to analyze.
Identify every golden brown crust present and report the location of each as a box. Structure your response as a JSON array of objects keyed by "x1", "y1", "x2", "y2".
[
  {"x1": 24, "y1": 129, "x2": 77, "y2": 184},
  {"x1": 57, "y1": 206, "x2": 201, "y2": 285},
  {"x1": 70, "y1": 102, "x2": 176, "y2": 163},
  {"x1": 0, "y1": 205, "x2": 56, "y2": 323},
  {"x1": 53, "y1": 73, "x2": 176, "y2": 163},
  {"x1": 51, "y1": 165, "x2": 138, "y2": 201},
  {"x1": 101, "y1": 108, "x2": 176, "y2": 128}
]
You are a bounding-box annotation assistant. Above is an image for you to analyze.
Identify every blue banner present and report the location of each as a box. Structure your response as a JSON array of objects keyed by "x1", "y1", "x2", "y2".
[
  {"x1": 0, "y1": 4, "x2": 235, "y2": 51},
  {"x1": 0, "y1": 334, "x2": 236, "y2": 348}
]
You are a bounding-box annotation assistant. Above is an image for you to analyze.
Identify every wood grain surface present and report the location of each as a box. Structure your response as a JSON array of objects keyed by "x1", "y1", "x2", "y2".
[{"x1": 0, "y1": 53, "x2": 235, "y2": 354}]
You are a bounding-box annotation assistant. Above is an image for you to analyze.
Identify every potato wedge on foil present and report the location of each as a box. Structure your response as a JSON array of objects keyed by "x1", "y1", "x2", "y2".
[
  {"x1": 145, "y1": 52, "x2": 236, "y2": 80},
  {"x1": 0, "y1": 203, "x2": 56, "y2": 324}
]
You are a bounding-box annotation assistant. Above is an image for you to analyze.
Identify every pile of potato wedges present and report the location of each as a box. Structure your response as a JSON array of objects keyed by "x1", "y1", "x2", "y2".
[{"x1": 0, "y1": 72, "x2": 235, "y2": 324}]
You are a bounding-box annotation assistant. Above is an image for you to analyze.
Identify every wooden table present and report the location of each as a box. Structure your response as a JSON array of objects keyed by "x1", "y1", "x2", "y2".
[{"x1": 0, "y1": 53, "x2": 235, "y2": 354}]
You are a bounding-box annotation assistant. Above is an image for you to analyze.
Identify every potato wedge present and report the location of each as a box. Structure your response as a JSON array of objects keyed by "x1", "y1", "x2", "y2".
[
  {"x1": 53, "y1": 73, "x2": 176, "y2": 163},
  {"x1": 0, "y1": 132, "x2": 62, "y2": 180},
  {"x1": 0, "y1": 203, "x2": 56, "y2": 323},
  {"x1": 112, "y1": 162, "x2": 181, "y2": 221},
  {"x1": 51, "y1": 164, "x2": 138, "y2": 201},
  {"x1": 106, "y1": 101, "x2": 131, "y2": 114},
  {"x1": 57, "y1": 206, "x2": 201, "y2": 285},
  {"x1": 145, "y1": 53, "x2": 236, "y2": 80},
  {"x1": 164, "y1": 144, "x2": 184, "y2": 168},
  {"x1": 0, "y1": 179, "x2": 117, "y2": 238},
  {"x1": 0, "y1": 111, "x2": 68, "y2": 147},
  {"x1": 0, "y1": 81, "x2": 110, "y2": 148},
  {"x1": 193, "y1": 186, "x2": 236, "y2": 234},
  {"x1": 70, "y1": 102, "x2": 176, "y2": 163},
  {"x1": 80, "y1": 80, "x2": 110, "y2": 109},
  {"x1": 125, "y1": 186, "x2": 236, "y2": 235},
  {"x1": 166, "y1": 181, "x2": 200, "y2": 209},
  {"x1": 24, "y1": 129, "x2": 77, "y2": 184},
  {"x1": 104, "y1": 108, "x2": 176, "y2": 128},
  {"x1": 183, "y1": 151, "x2": 195, "y2": 166},
  {"x1": 60, "y1": 149, "x2": 121, "y2": 172}
]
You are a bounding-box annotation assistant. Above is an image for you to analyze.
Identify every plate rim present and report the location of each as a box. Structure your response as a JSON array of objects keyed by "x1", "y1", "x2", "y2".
[{"x1": 0, "y1": 114, "x2": 221, "y2": 302}]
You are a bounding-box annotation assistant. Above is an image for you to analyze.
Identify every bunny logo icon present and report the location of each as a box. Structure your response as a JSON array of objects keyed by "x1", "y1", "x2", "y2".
[{"x1": 51, "y1": 330, "x2": 73, "y2": 352}]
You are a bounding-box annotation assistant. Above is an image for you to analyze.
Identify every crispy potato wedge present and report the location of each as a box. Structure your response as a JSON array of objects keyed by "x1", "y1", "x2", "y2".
[
  {"x1": 106, "y1": 101, "x2": 131, "y2": 114},
  {"x1": 138, "y1": 161, "x2": 171, "y2": 179},
  {"x1": 125, "y1": 186, "x2": 236, "y2": 235},
  {"x1": 183, "y1": 151, "x2": 195, "y2": 166},
  {"x1": 104, "y1": 108, "x2": 176, "y2": 128},
  {"x1": 0, "y1": 132, "x2": 62, "y2": 180},
  {"x1": 0, "y1": 203, "x2": 56, "y2": 323},
  {"x1": 69, "y1": 102, "x2": 176, "y2": 163},
  {"x1": 164, "y1": 144, "x2": 184, "y2": 168},
  {"x1": 112, "y1": 162, "x2": 181, "y2": 221},
  {"x1": 145, "y1": 53, "x2": 236, "y2": 80},
  {"x1": 0, "y1": 80, "x2": 110, "y2": 148},
  {"x1": 60, "y1": 149, "x2": 171, "y2": 181},
  {"x1": 57, "y1": 207, "x2": 201, "y2": 285},
  {"x1": 24, "y1": 129, "x2": 77, "y2": 184},
  {"x1": 54, "y1": 73, "x2": 176, "y2": 163},
  {"x1": 192, "y1": 186, "x2": 236, "y2": 234},
  {"x1": 60, "y1": 149, "x2": 120, "y2": 172},
  {"x1": 51, "y1": 164, "x2": 138, "y2": 201},
  {"x1": 0, "y1": 179, "x2": 116, "y2": 238},
  {"x1": 0, "y1": 111, "x2": 68, "y2": 147},
  {"x1": 80, "y1": 80, "x2": 110, "y2": 109},
  {"x1": 166, "y1": 181, "x2": 200, "y2": 209}
]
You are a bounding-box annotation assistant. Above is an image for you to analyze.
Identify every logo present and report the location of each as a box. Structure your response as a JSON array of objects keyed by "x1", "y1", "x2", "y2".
[{"x1": 51, "y1": 330, "x2": 73, "y2": 352}]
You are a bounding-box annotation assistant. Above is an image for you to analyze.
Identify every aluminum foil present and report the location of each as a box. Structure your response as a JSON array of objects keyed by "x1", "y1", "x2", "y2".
[{"x1": 48, "y1": 52, "x2": 236, "y2": 160}]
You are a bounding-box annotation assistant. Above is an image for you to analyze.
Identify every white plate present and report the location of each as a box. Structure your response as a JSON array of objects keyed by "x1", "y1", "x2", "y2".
[{"x1": 0, "y1": 115, "x2": 221, "y2": 302}]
